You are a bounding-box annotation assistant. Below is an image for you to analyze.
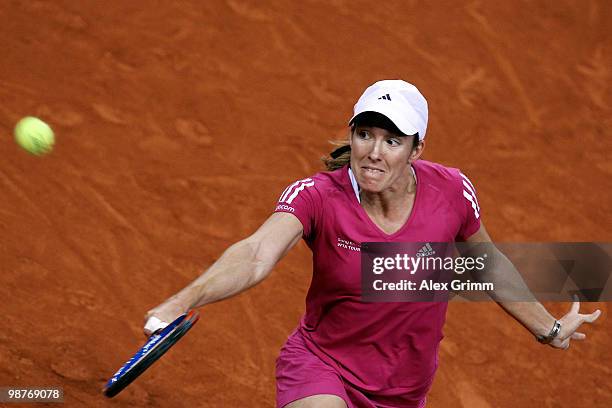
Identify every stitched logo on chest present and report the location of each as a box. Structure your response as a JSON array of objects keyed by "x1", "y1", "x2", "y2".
[
  {"x1": 337, "y1": 237, "x2": 360, "y2": 252},
  {"x1": 416, "y1": 243, "x2": 435, "y2": 257}
]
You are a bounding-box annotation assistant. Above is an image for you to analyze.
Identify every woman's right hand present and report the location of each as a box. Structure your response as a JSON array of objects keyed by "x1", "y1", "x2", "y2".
[{"x1": 143, "y1": 299, "x2": 190, "y2": 336}]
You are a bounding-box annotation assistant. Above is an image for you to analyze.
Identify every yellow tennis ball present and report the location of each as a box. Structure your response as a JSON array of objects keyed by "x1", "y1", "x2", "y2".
[{"x1": 14, "y1": 116, "x2": 55, "y2": 156}]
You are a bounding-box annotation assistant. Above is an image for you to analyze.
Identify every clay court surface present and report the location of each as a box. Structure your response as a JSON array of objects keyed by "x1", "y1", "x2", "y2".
[{"x1": 1, "y1": 1, "x2": 610, "y2": 406}]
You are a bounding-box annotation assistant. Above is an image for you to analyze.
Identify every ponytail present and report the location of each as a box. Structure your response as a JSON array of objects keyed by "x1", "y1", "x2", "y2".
[{"x1": 321, "y1": 140, "x2": 351, "y2": 171}]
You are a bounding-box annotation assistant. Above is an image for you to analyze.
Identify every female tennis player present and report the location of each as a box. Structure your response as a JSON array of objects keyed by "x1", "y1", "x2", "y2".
[{"x1": 145, "y1": 80, "x2": 601, "y2": 407}]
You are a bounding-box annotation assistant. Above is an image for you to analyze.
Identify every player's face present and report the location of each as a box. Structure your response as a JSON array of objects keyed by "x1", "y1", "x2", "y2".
[{"x1": 349, "y1": 126, "x2": 417, "y2": 193}]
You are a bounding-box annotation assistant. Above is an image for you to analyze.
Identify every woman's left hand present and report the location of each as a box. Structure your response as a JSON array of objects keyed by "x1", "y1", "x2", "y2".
[{"x1": 549, "y1": 301, "x2": 602, "y2": 349}]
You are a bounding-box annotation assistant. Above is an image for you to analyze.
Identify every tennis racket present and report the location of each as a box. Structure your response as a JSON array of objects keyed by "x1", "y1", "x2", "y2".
[{"x1": 103, "y1": 310, "x2": 200, "y2": 398}]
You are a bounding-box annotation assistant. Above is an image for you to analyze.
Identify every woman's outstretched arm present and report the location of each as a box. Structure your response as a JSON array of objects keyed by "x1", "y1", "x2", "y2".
[
  {"x1": 465, "y1": 224, "x2": 601, "y2": 349},
  {"x1": 144, "y1": 212, "x2": 303, "y2": 335}
]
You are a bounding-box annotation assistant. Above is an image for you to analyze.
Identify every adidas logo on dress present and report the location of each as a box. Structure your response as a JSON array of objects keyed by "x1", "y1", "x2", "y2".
[{"x1": 416, "y1": 243, "x2": 435, "y2": 257}]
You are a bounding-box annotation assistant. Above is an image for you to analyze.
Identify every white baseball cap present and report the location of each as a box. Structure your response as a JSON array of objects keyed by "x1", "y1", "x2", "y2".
[{"x1": 348, "y1": 80, "x2": 429, "y2": 140}]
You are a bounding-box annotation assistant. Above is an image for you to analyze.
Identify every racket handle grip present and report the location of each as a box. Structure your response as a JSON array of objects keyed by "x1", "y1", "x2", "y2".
[{"x1": 144, "y1": 316, "x2": 169, "y2": 335}]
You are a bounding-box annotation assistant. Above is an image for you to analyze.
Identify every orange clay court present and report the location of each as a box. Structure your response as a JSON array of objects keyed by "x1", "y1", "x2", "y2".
[{"x1": 0, "y1": 1, "x2": 610, "y2": 407}]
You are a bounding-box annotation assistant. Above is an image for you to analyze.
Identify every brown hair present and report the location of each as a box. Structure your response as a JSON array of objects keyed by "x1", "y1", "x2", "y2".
[{"x1": 321, "y1": 137, "x2": 352, "y2": 171}]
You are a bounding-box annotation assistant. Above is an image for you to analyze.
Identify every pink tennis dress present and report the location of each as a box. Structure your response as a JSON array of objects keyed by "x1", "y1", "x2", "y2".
[{"x1": 273, "y1": 160, "x2": 481, "y2": 408}]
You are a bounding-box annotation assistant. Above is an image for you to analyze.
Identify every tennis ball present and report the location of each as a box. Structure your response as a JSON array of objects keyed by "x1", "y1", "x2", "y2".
[{"x1": 14, "y1": 116, "x2": 55, "y2": 155}]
